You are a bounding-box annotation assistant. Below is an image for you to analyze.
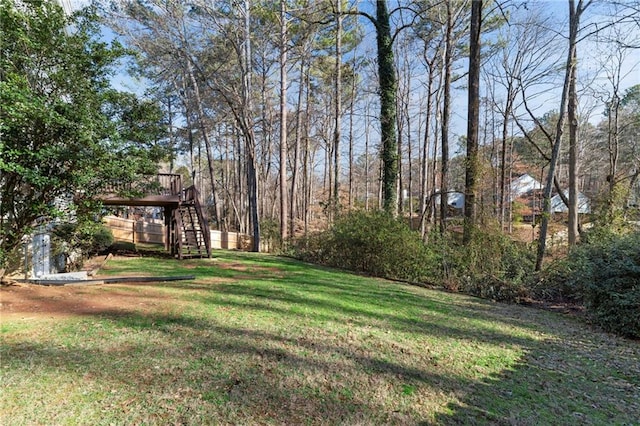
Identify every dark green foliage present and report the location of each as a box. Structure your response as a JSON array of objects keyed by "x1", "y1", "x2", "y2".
[
  {"x1": 444, "y1": 229, "x2": 535, "y2": 302},
  {"x1": 51, "y1": 221, "x2": 114, "y2": 270},
  {"x1": 260, "y1": 218, "x2": 282, "y2": 252},
  {"x1": 0, "y1": 1, "x2": 169, "y2": 272},
  {"x1": 294, "y1": 215, "x2": 535, "y2": 302},
  {"x1": 529, "y1": 256, "x2": 581, "y2": 302},
  {"x1": 554, "y1": 232, "x2": 640, "y2": 338},
  {"x1": 53, "y1": 222, "x2": 114, "y2": 257},
  {"x1": 294, "y1": 211, "x2": 440, "y2": 283}
]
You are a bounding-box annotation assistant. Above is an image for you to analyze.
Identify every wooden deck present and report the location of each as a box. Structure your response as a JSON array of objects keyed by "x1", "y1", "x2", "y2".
[
  {"x1": 98, "y1": 173, "x2": 183, "y2": 207},
  {"x1": 97, "y1": 173, "x2": 211, "y2": 259}
]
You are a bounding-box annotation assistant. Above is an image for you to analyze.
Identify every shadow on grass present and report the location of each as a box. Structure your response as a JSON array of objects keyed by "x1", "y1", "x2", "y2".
[
  {"x1": 2, "y1": 310, "x2": 475, "y2": 424},
  {"x1": 3, "y1": 252, "x2": 639, "y2": 424},
  {"x1": 5, "y1": 306, "x2": 638, "y2": 424},
  {"x1": 198, "y1": 284, "x2": 539, "y2": 350},
  {"x1": 203, "y1": 256, "x2": 640, "y2": 424},
  {"x1": 430, "y1": 332, "x2": 640, "y2": 425}
]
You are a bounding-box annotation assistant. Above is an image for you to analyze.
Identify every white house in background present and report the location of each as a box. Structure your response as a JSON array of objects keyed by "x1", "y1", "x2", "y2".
[
  {"x1": 509, "y1": 173, "x2": 543, "y2": 202},
  {"x1": 447, "y1": 192, "x2": 465, "y2": 210},
  {"x1": 550, "y1": 190, "x2": 592, "y2": 214},
  {"x1": 434, "y1": 191, "x2": 465, "y2": 211}
]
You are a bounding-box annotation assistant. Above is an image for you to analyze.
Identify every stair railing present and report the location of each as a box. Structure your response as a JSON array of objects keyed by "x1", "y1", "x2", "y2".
[{"x1": 184, "y1": 186, "x2": 211, "y2": 258}]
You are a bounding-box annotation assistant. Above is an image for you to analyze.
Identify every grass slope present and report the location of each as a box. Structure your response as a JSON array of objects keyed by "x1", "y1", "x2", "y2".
[{"x1": 1, "y1": 252, "x2": 639, "y2": 425}]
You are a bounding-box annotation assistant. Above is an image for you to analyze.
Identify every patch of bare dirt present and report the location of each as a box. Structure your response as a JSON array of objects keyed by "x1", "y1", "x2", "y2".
[
  {"x1": 0, "y1": 282, "x2": 180, "y2": 320},
  {"x1": 0, "y1": 256, "x2": 275, "y2": 321},
  {"x1": 214, "y1": 262, "x2": 285, "y2": 279}
]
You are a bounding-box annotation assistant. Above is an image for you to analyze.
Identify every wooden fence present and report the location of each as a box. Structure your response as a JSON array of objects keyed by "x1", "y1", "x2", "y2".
[
  {"x1": 103, "y1": 216, "x2": 262, "y2": 251},
  {"x1": 210, "y1": 230, "x2": 253, "y2": 250},
  {"x1": 103, "y1": 216, "x2": 165, "y2": 245}
]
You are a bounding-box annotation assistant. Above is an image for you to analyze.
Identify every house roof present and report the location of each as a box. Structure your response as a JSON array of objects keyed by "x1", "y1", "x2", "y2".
[
  {"x1": 509, "y1": 174, "x2": 543, "y2": 202},
  {"x1": 550, "y1": 190, "x2": 591, "y2": 213}
]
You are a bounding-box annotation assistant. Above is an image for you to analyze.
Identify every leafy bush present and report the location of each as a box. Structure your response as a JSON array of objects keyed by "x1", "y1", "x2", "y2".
[
  {"x1": 444, "y1": 229, "x2": 535, "y2": 302},
  {"x1": 530, "y1": 256, "x2": 582, "y2": 302},
  {"x1": 0, "y1": 245, "x2": 25, "y2": 281},
  {"x1": 260, "y1": 218, "x2": 282, "y2": 252},
  {"x1": 534, "y1": 202, "x2": 638, "y2": 303},
  {"x1": 569, "y1": 233, "x2": 639, "y2": 338},
  {"x1": 293, "y1": 214, "x2": 537, "y2": 301},
  {"x1": 293, "y1": 211, "x2": 440, "y2": 283},
  {"x1": 52, "y1": 221, "x2": 114, "y2": 269}
]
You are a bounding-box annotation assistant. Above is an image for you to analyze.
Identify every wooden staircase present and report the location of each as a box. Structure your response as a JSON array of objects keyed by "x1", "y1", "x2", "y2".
[
  {"x1": 170, "y1": 186, "x2": 211, "y2": 259},
  {"x1": 99, "y1": 174, "x2": 211, "y2": 259}
]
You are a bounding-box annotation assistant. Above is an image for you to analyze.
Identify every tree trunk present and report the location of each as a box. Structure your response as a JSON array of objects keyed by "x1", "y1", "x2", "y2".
[
  {"x1": 365, "y1": 100, "x2": 372, "y2": 210},
  {"x1": 440, "y1": 1, "x2": 453, "y2": 232},
  {"x1": 348, "y1": 60, "x2": 357, "y2": 209},
  {"x1": 290, "y1": 56, "x2": 306, "y2": 238},
  {"x1": 407, "y1": 96, "x2": 413, "y2": 222},
  {"x1": 333, "y1": 0, "x2": 342, "y2": 212},
  {"x1": 606, "y1": 90, "x2": 620, "y2": 219},
  {"x1": 568, "y1": 41, "x2": 579, "y2": 247},
  {"x1": 397, "y1": 87, "x2": 404, "y2": 215},
  {"x1": 430, "y1": 74, "x2": 443, "y2": 226},
  {"x1": 419, "y1": 72, "x2": 433, "y2": 237},
  {"x1": 463, "y1": 0, "x2": 482, "y2": 245},
  {"x1": 536, "y1": 0, "x2": 582, "y2": 270},
  {"x1": 243, "y1": 0, "x2": 260, "y2": 252},
  {"x1": 185, "y1": 59, "x2": 220, "y2": 229},
  {"x1": 500, "y1": 87, "x2": 513, "y2": 231},
  {"x1": 376, "y1": 0, "x2": 398, "y2": 214},
  {"x1": 279, "y1": 0, "x2": 288, "y2": 241},
  {"x1": 303, "y1": 68, "x2": 311, "y2": 236}
]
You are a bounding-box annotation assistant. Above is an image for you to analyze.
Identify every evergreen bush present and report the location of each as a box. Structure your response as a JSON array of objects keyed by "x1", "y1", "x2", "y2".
[
  {"x1": 445, "y1": 229, "x2": 535, "y2": 302},
  {"x1": 293, "y1": 211, "x2": 440, "y2": 283},
  {"x1": 260, "y1": 218, "x2": 282, "y2": 252},
  {"x1": 573, "y1": 232, "x2": 639, "y2": 338},
  {"x1": 539, "y1": 229, "x2": 640, "y2": 338},
  {"x1": 52, "y1": 221, "x2": 114, "y2": 268}
]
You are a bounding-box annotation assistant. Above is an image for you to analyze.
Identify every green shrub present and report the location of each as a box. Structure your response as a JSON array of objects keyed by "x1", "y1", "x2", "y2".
[
  {"x1": 444, "y1": 229, "x2": 535, "y2": 302},
  {"x1": 260, "y1": 218, "x2": 282, "y2": 252},
  {"x1": 0, "y1": 244, "x2": 25, "y2": 280},
  {"x1": 52, "y1": 221, "x2": 114, "y2": 265},
  {"x1": 293, "y1": 211, "x2": 440, "y2": 283},
  {"x1": 290, "y1": 232, "x2": 329, "y2": 264},
  {"x1": 541, "y1": 231, "x2": 640, "y2": 338},
  {"x1": 530, "y1": 256, "x2": 582, "y2": 302},
  {"x1": 534, "y1": 210, "x2": 637, "y2": 305},
  {"x1": 293, "y1": 215, "x2": 537, "y2": 302},
  {"x1": 575, "y1": 233, "x2": 639, "y2": 338}
]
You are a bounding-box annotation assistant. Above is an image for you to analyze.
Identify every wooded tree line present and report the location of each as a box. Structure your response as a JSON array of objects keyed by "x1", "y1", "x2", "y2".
[{"x1": 98, "y1": 0, "x2": 638, "y2": 260}]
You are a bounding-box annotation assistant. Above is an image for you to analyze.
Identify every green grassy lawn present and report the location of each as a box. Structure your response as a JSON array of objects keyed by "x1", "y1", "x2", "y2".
[{"x1": 1, "y1": 251, "x2": 638, "y2": 425}]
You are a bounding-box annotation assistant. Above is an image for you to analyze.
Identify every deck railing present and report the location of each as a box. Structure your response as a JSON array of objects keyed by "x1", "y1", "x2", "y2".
[{"x1": 103, "y1": 173, "x2": 183, "y2": 198}]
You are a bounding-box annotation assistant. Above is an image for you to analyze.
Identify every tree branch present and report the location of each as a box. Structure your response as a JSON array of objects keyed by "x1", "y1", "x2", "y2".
[{"x1": 520, "y1": 84, "x2": 555, "y2": 148}]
